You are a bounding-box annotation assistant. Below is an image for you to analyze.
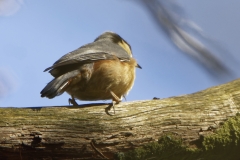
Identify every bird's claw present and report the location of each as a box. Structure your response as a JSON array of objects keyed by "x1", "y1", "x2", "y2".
[
  {"x1": 105, "y1": 102, "x2": 116, "y2": 116},
  {"x1": 68, "y1": 98, "x2": 78, "y2": 106}
]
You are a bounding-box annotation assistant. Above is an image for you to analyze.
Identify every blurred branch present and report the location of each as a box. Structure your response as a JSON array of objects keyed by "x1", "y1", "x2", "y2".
[{"x1": 139, "y1": 0, "x2": 237, "y2": 79}]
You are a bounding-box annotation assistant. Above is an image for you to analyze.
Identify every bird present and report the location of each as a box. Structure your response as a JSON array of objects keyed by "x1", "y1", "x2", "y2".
[{"x1": 40, "y1": 32, "x2": 141, "y2": 113}]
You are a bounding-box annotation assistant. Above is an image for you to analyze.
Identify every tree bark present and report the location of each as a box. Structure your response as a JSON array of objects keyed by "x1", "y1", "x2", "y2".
[{"x1": 0, "y1": 79, "x2": 240, "y2": 160}]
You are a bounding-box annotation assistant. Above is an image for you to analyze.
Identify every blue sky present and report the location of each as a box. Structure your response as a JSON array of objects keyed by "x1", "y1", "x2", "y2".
[{"x1": 1, "y1": 0, "x2": 240, "y2": 107}]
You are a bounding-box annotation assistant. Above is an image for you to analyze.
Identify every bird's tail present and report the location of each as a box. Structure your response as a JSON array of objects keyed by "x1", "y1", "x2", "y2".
[{"x1": 40, "y1": 70, "x2": 80, "y2": 99}]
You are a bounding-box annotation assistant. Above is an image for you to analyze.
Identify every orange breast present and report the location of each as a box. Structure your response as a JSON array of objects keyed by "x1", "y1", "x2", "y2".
[{"x1": 66, "y1": 58, "x2": 137, "y2": 101}]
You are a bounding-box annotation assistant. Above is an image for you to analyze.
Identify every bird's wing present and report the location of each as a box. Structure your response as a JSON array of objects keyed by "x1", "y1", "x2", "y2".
[{"x1": 44, "y1": 40, "x2": 131, "y2": 72}]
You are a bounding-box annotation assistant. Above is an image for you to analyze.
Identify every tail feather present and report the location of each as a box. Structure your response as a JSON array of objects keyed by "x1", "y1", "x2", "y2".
[{"x1": 40, "y1": 70, "x2": 80, "y2": 99}]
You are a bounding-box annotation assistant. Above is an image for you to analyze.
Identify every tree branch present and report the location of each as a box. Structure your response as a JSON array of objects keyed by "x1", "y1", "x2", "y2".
[{"x1": 0, "y1": 79, "x2": 240, "y2": 159}]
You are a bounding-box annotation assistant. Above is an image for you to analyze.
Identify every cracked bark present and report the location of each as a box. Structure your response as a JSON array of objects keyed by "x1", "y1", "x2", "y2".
[{"x1": 0, "y1": 79, "x2": 240, "y2": 160}]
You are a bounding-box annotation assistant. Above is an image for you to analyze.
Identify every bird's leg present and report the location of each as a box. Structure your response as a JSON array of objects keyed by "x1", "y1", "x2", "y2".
[
  {"x1": 110, "y1": 91, "x2": 121, "y2": 104},
  {"x1": 68, "y1": 95, "x2": 78, "y2": 106},
  {"x1": 105, "y1": 91, "x2": 121, "y2": 115}
]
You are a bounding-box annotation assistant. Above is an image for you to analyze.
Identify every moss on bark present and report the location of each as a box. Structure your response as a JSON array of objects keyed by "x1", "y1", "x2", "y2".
[{"x1": 116, "y1": 113, "x2": 240, "y2": 160}]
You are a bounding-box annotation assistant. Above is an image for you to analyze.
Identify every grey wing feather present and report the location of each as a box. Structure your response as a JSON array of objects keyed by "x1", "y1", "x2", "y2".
[{"x1": 44, "y1": 40, "x2": 130, "y2": 72}]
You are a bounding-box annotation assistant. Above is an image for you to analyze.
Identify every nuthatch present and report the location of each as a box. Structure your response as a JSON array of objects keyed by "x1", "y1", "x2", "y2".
[{"x1": 40, "y1": 32, "x2": 141, "y2": 112}]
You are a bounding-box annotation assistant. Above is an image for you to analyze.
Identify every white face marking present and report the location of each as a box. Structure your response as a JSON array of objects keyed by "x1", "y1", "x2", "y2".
[
  {"x1": 119, "y1": 40, "x2": 132, "y2": 57},
  {"x1": 120, "y1": 59, "x2": 130, "y2": 62}
]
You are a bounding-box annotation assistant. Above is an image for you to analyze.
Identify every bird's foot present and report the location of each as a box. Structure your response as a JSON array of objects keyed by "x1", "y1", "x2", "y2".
[
  {"x1": 105, "y1": 91, "x2": 121, "y2": 115},
  {"x1": 68, "y1": 97, "x2": 78, "y2": 106},
  {"x1": 105, "y1": 102, "x2": 116, "y2": 116}
]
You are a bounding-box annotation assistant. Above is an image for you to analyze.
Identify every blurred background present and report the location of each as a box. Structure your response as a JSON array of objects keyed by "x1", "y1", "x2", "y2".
[{"x1": 1, "y1": 0, "x2": 240, "y2": 107}]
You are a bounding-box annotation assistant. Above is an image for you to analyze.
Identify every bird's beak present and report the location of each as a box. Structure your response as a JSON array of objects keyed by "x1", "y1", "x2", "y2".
[{"x1": 136, "y1": 64, "x2": 142, "y2": 69}]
